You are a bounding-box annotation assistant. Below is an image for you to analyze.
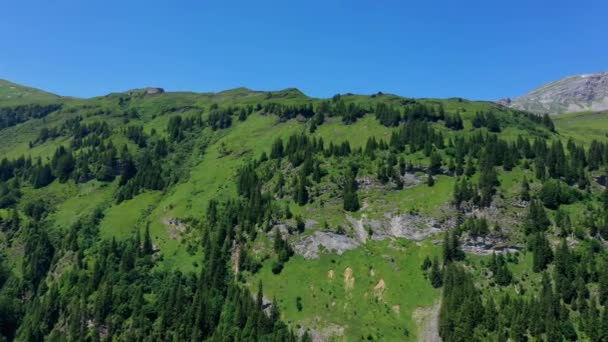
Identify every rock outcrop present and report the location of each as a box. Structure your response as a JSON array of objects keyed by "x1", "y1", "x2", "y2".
[
  {"x1": 293, "y1": 212, "x2": 455, "y2": 259},
  {"x1": 292, "y1": 231, "x2": 361, "y2": 259},
  {"x1": 144, "y1": 87, "x2": 164, "y2": 95},
  {"x1": 503, "y1": 72, "x2": 608, "y2": 115}
]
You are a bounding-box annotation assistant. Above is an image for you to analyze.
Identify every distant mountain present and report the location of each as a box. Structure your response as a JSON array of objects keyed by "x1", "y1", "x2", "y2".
[
  {"x1": 0, "y1": 79, "x2": 60, "y2": 105},
  {"x1": 499, "y1": 72, "x2": 608, "y2": 115}
]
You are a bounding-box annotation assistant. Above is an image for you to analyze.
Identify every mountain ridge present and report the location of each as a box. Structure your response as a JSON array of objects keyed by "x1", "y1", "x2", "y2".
[
  {"x1": 500, "y1": 71, "x2": 608, "y2": 115},
  {"x1": 0, "y1": 79, "x2": 471, "y2": 105},
  {"x1": 0, "y1": 79, "x2": 61, "y2": 105}
]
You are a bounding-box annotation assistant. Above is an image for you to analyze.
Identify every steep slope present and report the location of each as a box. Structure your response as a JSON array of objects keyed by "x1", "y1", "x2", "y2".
[
  {"x1": 553, "y1": 109, "x2": 608, "y2": 143},
  {"x1": 0, "y1": 79, "x2": 607, "y2": 341},
  {"x1": 502, "y1": 72, "x2": 608, "y2": 115},
  {"x1": 0, "y1": 79, "x2": 61, "y2": 105}
]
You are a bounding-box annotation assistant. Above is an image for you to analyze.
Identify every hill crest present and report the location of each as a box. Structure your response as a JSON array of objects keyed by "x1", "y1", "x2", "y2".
[{"x1": 501, "y1": 71, "x2": 608, "y2": 115}]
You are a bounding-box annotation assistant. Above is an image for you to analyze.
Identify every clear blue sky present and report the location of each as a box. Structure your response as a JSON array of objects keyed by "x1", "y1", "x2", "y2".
[{"x1": 2, "y1": 0, "x2": 607, "y2": 100}]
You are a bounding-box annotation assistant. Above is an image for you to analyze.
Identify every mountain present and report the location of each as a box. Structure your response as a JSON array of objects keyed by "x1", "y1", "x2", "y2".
[
  {"x1": 501, "y1": 71, "x2": 608, "y2": 115},
  {"x1": 0, "y1": 79, "x2": 607, "y2": 341},
  {"x1": 0, "y1": 79, "x2": 60, "y2": 105}
]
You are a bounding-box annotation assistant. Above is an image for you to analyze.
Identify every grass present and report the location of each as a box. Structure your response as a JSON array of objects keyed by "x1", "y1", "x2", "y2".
[
  {"x1": 554, "y1": 110, "x2": 608, "y2": 144},
  {"x1": 466, "y1": 250, "x2": 544, "y2": 300},
  {"x1": 143, "y1": 114, "x2": 305, "y2": 271},
  {"x1": 372, "y1": 175, "x2": 455, "y2": 217},
  {"x1": 99, "y1": 191, "x2": 161, "y2": 239},
  {"x1": 313, "y1": 114, "x2": 391, "y2": 149},
  {"x1": 0, "y1": 112, "x2": 72, "y2": 159},
  {"x1": 51, "y1": 181, "x2": 114, "y2": 229},
  {"x1": 249, "y1": 239, "x2": 440, "y2": 341},
  {"x1": 0, "y1": 79, "x2": 60, "y2": 106},
  {"x1": 154, "y1": 113, "x2": 305, "y2": 219}
]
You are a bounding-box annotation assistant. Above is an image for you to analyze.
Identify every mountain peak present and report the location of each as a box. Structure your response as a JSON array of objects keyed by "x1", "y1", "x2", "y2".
[{"x1": 507, "y1": 71, "x2": 608, "y2": 115}]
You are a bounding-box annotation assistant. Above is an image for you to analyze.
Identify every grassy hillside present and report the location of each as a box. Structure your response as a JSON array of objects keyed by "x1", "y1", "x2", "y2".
[
  {"x1": 0, "y1": 79, "x2": 60, "y2": 106},
  {"x1": 554, "y1": 110, "x2": 608, "y2": 143},
  {"x1": 0, "y1": 81, "x2": 607, "y2": 341}
]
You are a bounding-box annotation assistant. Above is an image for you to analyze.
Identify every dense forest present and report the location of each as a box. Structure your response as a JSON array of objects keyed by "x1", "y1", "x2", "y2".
[{"x1": 1, "y1": 83, "x2": 607, "y2": 341}]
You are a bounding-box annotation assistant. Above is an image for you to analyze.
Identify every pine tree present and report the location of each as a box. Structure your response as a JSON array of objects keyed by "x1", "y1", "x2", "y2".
[
  {"x1": 257, "y1": 281, "x2": 264, "y2": 309},
  {"x1": 31, "y1": 160, "x2": 54, "y2": 188},
  {"x1": 554, "y1": 239, "x2": 576, "y2": 302},
  {"x1": 342, "y1": 170, "x2": 360, "y2": 212},
  {"x1": 493, "y1": 254, "x2": 512, "y2": 286},
  {"x1": 312, "y1": 162, "x2": 322, "y2": 183},
  {"x1": 442, "y1": 232, "x2": 452, "y2": 265},
  {"x1": 143, "y1": 224, "x2": 153, "y2": 255},
  {"x1": 429, "y1": 151, "x2": 442, "y2": 175},
  {"x1": 535, "y1": 157, "x2": 546, "y2": 180},
  {"x1": 118, "y1": 146, "x2": 136, "y2": 186},
  {"x1": 443, "y1": 231, "x2": 464, "y2": 264},
  {"x1": 529, "y1": 233, "x2": 553, "y2": 272},
  {"x1": 478, "y1": 159, "x2": 498, "y2": 207},
  {"x1": 420, "y1": 256, "x2": 432, "y2": 271},
  {"x1": 439, "y1": 264, "x2": 483, "y2": 341},
  {"x1": 450, "y1": 231, "x2": 464, "y2": 261},
  {"x1": 600, "y1": 266, "x2": 608, "y2": 306},
  {"x1": 521, "y1": 177, "x2": 531, "y2": 201},
  {"x1": 484, "y1": 297, "x2": 498, "y2": 332},
  {"x1": 293, "y1": 174, "x2": 309, "y2": 206},
  {"x1": 430, "y1": 257, "x2": 443, "y2": 288},
  {"x1": 601, "y1": 309, "x2": 608, "y2": 342},
  {"x1": 524, "y1": 200, "x2": 551, "y2": 234},
  {"x1": 270, "y1": 138, "x2": 284, "y2": 159},
  {"x1": 426, "y1": 172, "x2": 435, "y2": 187},
  {"x1": 465, "y1": 156, "x2": 475, "y2": 177}
]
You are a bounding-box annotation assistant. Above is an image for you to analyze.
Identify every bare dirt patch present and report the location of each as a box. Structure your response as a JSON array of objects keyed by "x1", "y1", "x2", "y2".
[
  {"x1": 162, "y1": 217, "x2": 187, "y2": 240},
  {"x1": 392, "y1": 304, "x2": 401, "y2": 315},
  {"x1": 413, "y1": 300, "x2": 442, "y2": 342},
  {"x1": 373, "y1": 278, "x2": 386, "y2": 291},
  {"x1": 344, "y1": 267, "x2": 355, "y2": 290},
  {"x1": 373, "y1": 278, "x2": 386, "y2": 299},
  {"x1": 297, "y1": 321, "x2": 346, "y2": 342}
]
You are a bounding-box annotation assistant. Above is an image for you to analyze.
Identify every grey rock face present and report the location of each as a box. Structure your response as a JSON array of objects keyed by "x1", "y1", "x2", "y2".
[
  {"x1": 292, "y1": 212, "x2": 453, "y2": 259},
  {"x1": 507, "y1": 72, "x2": 608, "y2": 115},
  {"x1": 144, "y1": 87, "x2": 164, "y2": 95},
  {"x1": 292, "y1": 231, "x2": 361, "y2": 259},
  {"x1": 496, "y1": 97, "x2": 512, "y2": 106}
]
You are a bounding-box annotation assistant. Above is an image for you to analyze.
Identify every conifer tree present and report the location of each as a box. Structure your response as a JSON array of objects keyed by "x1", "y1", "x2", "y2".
[
  {"x1": 521, "y1": 177, "x2": 531, "y2": 201},
  {"x1": 488, "y1": 252, "x2": 513, "y2": 286},
  {"x1": 143, "y1": 224, "x2": 153, "y2": 255},
  {"x1": 529, "y1": 233, "x2": 553, "y2": 272},
  {"x1": 343, "y1": 170, "x2": 360, "y2": 212},
  {"x1": 465, "y1": 156, "x2": 475, "y2": 177},
  {"x1": 429, "y1": 151, "x2": 442, "y2": 175},
  {"x1": 293, "y1": 174, "x2": 309, "y2": 206},
  {"x1": 430, "y1": 257, "x2": 443, "y2": 288},
  {"x1": 426, "y1": 172, "x2": 435, "y2": 187},
  {"x1": 553, "y1": 240, "x2": 576, "y2": 303},
  {"x1": 524, "y1": 200, "x2": 551, "y2": 234},
  {"x1": 600, "y1": 266, "x2": 608, "y2": 306}
]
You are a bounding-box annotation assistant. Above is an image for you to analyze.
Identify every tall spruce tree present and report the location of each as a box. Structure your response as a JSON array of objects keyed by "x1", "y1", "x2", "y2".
[{"x1": 343, "y1": 170, "x2": 360, "y2": 212}]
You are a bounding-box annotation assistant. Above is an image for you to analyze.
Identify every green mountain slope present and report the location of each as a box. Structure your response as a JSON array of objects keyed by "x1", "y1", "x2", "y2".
[
  {"x1": 554, "y1": 110, "x2": 608, "y2": 143},
  {"x1": 0, "y1": 79, "x2": 60, "y2": 105},
  {"x1": 0, "y1": 80, "x2": 607, "y2": 341}
]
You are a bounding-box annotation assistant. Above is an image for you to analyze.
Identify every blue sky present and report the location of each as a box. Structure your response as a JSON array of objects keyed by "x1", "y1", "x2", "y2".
[{"x1": 1, "y1": 0, "x2": 606, "y2": 100}]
